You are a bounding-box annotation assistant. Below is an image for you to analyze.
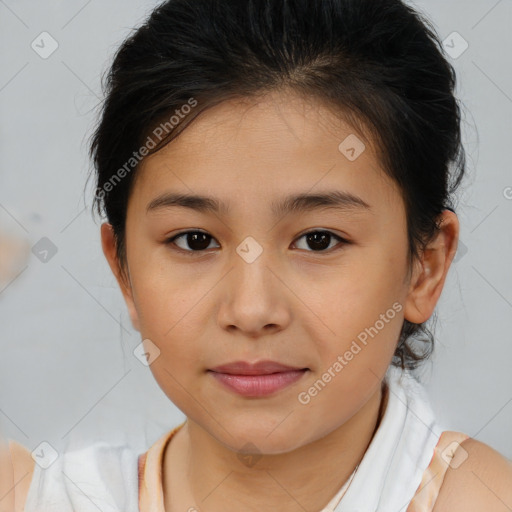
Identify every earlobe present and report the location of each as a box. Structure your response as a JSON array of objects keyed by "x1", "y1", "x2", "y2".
[
  {"x1": 100, "y1": 222, "x2": 140, "y2": 332},
  {"x1": 403, "y1": 210, "x2": 459, "y2": 325}
]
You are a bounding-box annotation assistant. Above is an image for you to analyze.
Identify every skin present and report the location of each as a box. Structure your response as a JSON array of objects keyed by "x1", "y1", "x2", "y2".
[
  {"x1": 99, "y1": 89, "x2": 509, "y2": 512},
  {"x1": 434, "y1": 438, "x2": 512, "y2": 512}
]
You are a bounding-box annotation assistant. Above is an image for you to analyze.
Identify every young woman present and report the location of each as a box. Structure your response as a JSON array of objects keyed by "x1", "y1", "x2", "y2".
[{"x1": 2, "y1": 0, "x2": 511, "y2": 511}]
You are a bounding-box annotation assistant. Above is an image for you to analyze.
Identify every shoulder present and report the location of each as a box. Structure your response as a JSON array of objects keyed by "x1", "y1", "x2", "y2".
[
  {"x1": 433, "y1": 437, "x2": 512, "y2": 512},
  {"x1": 0, "y1": 439, "x2": 35, "y2": 512},
  {"x1": 3, "y1": 438, "x2": 141, "y2": 511}
]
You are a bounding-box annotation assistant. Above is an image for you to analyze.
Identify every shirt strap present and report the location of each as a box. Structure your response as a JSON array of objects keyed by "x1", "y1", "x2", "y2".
[
  {"x1": 407, "y1": 430, "x2": 471, "y2": 512},
  {"x1": 0, "y1": 439, "x2": 35, "y2": 512},
  {"x1": 138, "y1": 423, "x2": 186, "y2": 512}
]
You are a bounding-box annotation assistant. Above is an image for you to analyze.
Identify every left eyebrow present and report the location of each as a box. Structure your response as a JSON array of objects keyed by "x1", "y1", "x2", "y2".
[
  {"x1": 272, "y1": 190, "x2": 372, "y2": 217},
  {"x1": 146, "y1": 190, "x2": 372, "y2": 217}
]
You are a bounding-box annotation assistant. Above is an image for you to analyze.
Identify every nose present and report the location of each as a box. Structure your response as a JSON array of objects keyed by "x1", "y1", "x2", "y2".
[{"x1": 216, "y1": 245, "x2": 291, "y2": 338}]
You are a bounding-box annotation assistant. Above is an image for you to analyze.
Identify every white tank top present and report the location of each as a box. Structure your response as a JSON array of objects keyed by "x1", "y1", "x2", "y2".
[{"x1": 22, "y1": 365, "x2": 469, "y2": 512}]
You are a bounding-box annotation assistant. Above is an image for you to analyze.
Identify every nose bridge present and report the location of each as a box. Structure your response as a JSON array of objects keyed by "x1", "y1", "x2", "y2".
[
  {"x1": 232, "y1": 234, "x2": 275, "y2": 296},
  {"x1": 217, "y1": 233, "x2": 288, "y2": 334}
]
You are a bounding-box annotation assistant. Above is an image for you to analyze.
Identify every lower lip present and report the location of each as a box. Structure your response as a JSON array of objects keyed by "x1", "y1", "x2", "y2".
[{"x1": 209, "y1": 369, "x2": 307, "y2": 397}]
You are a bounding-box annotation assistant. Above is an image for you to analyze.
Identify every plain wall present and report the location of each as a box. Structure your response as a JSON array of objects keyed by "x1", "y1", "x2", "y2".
[{"x1": 0, "y1": 0, "x2": 511, "y2": 459}]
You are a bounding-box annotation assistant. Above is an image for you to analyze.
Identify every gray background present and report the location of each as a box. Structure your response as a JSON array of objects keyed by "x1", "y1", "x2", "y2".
[{"x1": 0, "y1": 0, "x2": 511, "y2": 459}]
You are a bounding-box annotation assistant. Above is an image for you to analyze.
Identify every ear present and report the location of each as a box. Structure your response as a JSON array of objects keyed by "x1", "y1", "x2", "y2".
[
  {"x1": 100, "y1": 222, "x2": 140, "y2": 332},
  {"x1": 403, "y1": 210, "x2": 459, "y2": 324}
]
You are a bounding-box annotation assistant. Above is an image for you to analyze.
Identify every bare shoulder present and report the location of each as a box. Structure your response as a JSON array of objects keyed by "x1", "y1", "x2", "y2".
[
  {"x1": 0, "y1": 439, "x2": 36, "y2": 512},
  {"x1": 433, "y1": 437, "x2": 512, "y2": 512}
]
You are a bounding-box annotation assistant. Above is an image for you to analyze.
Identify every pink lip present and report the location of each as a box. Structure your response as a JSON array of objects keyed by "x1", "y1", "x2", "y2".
[{"x1": 208, "y1": 360, "x2": 308, "y2": 397}]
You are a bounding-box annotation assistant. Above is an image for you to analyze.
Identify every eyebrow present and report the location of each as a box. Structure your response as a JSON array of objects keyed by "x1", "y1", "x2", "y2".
[{"x1": 146, "y1": 190, "x2": 371, "y2": 217}]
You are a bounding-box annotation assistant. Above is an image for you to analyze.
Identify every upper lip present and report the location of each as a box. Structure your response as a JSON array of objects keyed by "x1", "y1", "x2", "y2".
[{"x1": 209, "y1": 360, "x2": 307, "y2": 375}]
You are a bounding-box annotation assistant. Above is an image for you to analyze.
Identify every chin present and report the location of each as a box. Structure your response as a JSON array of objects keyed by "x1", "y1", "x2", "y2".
[{"x1": 212, "y1": 417, "x2": 312, "y2": 457}]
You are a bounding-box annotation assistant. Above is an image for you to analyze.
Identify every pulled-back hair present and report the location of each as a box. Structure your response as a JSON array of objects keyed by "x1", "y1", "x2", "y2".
[{"x1": 88, "y1": 0, "x2": 466, "y2": 372}]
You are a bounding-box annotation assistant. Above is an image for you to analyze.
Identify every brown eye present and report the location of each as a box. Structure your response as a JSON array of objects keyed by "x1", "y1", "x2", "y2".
[
  {"x1": 293, "y1": 230, "x2": 348, "y2": 252},
  {"x1": 166, "y1": 231, "x2": 219, "y2": 252},
  {"x1": 165, "y1": 229, "x2": 348, "y2": 254}
]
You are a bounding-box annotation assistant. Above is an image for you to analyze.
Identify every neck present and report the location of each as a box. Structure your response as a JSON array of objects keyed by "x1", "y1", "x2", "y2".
[{"x1": 164, "y1": 380, "x2": 387, "y2": 512}]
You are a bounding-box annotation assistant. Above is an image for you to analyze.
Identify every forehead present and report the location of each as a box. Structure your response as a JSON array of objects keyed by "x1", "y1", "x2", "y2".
[{"x1": 130, "y1": 90, "x2": 400, "y2": 216}]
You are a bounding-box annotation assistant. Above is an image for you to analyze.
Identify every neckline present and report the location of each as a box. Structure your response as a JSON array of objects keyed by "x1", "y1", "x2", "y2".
[
  {"x1": 139, "y1": 376, "x2": 391, "y2": 512},
  {"x1": 320, "y1": 376, "x2": 389, "y2": 511},
  {"x1": 329, "y1": 366, "x2": 437, "y2": 509}
]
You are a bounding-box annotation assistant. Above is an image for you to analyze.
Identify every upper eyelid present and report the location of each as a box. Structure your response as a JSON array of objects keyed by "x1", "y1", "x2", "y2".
[{"x1": 168, "y1": 228, "x2": 345, "y2": 241}]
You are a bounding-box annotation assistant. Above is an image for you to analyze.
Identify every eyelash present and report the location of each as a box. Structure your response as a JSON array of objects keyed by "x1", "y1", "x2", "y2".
[{"x1": 164, "y1": 229, "x2": 350, "y2": 255}]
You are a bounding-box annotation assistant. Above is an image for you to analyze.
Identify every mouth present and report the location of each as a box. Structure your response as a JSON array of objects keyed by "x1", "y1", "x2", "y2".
[
  {"x1": 208, "y1": 360, "x2": 309, "y2": 397},
  {"x1": 209, "y1": 360, "x2": 308, "y2": 375}
]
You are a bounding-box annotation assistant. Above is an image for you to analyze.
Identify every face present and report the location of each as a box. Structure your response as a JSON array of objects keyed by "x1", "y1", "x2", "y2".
[{"x1": 102, "y1": 90, "x2": 455, "y2": 454}]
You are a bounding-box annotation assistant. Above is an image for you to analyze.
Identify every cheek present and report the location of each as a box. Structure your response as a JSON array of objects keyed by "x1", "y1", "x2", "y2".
[
  {"x1": 128, "y1": 250, "x2": 201, "y2": 338},
  {"x1": 133, "y1": 274, "x2": 208, "y2": 407},
  {"x1": 128, "y1": 259, "x2": 213, "y2": 372},
  {"x1": 305, "y1": 251, "x2": 406, "y2": 363}
]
